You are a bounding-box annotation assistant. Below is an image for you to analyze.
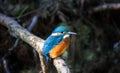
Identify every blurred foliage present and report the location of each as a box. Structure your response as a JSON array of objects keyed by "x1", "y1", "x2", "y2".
[{"x1": 1, "y1": 0, "x2": 120, "y2": 73}]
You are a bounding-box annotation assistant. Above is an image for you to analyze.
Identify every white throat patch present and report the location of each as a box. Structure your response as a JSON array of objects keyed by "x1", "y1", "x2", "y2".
[{"x1": 63, "y1": 34, "x2": 70, "y2": 39}]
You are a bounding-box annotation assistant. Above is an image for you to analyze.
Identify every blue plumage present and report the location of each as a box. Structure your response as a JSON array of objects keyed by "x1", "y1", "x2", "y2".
[
  {"x1": 52, "y1": 26, "x2": 69, "y2": 33},
  {"x1": 42, "y1": 25, "x2": 71, "y2": 61},
  {"x1": 42, "y1": 35, "x2": 63, "y2": 61}
]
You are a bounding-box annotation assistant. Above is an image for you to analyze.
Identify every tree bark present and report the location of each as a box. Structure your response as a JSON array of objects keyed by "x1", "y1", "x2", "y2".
[{"x1": 54, "y1": 57, "x2": 71, "y2": 73}]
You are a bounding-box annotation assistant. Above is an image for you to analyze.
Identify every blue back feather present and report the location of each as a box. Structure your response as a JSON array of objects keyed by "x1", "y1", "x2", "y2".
[
  {"x1": 42, "y1": 35, "x2": 63, "y2": 55},
  {"x1": 42, "y1": 25, "x2": 70, "y2": 61}
]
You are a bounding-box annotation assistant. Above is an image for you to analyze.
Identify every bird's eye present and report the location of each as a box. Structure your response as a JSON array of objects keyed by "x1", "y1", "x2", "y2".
[{"x1": 61, "y1": 32, "x2": 66, "y2": 34}]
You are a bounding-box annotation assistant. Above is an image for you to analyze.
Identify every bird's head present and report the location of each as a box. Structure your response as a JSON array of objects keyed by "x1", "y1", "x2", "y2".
[{"x1": 51, "y1": 25, "x2": 76, "y2": 39}]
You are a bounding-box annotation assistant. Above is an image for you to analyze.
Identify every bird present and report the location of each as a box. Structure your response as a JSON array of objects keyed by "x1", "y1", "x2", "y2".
[{"x1": 42, "y1": 25, "x2": 76, "y2": 61}]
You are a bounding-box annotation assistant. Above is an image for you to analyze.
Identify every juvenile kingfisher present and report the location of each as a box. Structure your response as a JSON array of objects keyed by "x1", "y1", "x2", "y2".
[{"x1": 42, "y1": 25, "x2": 76, "y2": 61}]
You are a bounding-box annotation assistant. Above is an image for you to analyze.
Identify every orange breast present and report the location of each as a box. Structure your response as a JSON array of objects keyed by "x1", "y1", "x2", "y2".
[{"x1": 49, "y1": 38, "x2": 70, "y2": 58}]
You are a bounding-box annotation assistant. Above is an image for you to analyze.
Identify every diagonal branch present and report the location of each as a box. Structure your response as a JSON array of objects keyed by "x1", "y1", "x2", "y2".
[
  {"x1": 89, "y1": 3, "x2": 120, "y2": 13},
  {"x1": 0, "y1": 13, "x2": 47, "y2": 73},
  {"x1": 0, "y1": 13, "x2": 70, "y2": 73}
]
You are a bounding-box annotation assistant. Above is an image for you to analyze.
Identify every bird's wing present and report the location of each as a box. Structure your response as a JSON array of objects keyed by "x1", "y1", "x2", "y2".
[{"x1": 42, "y1": 35, "x2": 63, "y2": 55}]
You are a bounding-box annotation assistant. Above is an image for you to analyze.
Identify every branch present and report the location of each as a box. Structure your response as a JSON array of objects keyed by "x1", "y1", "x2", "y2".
[
  {"x1": 2, "y1": 56, "x2": 10, "y2": 73},
  {"x1": 53, "y1": 57, "x2": 71, "y2": 73},
  {"x1": 0, "y1": 13, "x2": 71, "y2": 73},
  {"x1": 89, "y1": 3, "x2": 120, "y2": 13},
  {"x1": 0, "y1": 13, "x2": 47, "y2": 73}
]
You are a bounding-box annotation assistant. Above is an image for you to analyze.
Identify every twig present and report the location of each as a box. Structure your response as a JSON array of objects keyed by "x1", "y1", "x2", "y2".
[
  {"x1": 89, "y1": 3, "x2": 120, "y2": 13},
  {"x1": 2, "y1": 54, "x2": 11, "y2": 73},
  {"x1": 27, "y1": 15, "x2": 38, "y2": 31},
  {"x1": 57, "y1": 11, "x2": 67, "y2": 22}
]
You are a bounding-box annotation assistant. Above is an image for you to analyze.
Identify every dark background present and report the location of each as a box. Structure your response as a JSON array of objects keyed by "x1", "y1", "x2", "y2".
[{"x1": 0, "y1": 0, "x2": 120, "y2": 73}]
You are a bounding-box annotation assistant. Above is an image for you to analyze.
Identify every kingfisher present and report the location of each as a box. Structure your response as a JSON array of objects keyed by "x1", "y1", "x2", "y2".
[{"x1": 42, "y1": 25, "x2": 76, "y2": 61}]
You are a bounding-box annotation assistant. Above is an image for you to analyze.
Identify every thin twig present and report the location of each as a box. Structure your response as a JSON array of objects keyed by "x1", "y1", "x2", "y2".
[
  {"x1": 89, "y1": 3, "x2": 120, "y2": 13},
  {"x1": 27, "y1": 15, "x2": 38, "y2": 31},
  {"x1": 2, "y1": 55, "x2": 10, "y2": 73}
]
